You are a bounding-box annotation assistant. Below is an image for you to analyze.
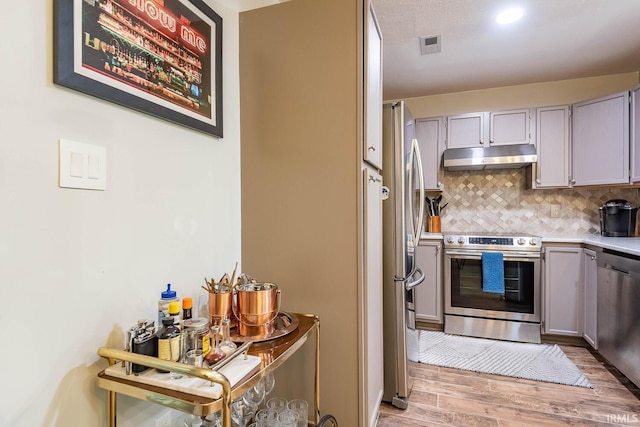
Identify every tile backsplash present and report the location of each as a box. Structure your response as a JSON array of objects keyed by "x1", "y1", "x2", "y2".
[{"x1": 431, "y1": 169, "x2": 639, "y2": 235}]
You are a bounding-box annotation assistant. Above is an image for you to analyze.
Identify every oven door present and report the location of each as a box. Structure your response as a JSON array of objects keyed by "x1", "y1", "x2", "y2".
[{"x1": 444, "y1": 249, "x2": 541, "y2": 323}]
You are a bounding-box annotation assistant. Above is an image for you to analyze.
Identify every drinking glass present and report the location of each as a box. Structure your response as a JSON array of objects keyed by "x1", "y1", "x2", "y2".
[
  {"x1": 242, "y1": 381, "x2": 266, "y2": 409},
  {"x1": 266, "y1": 397, "x2": 288, "y2": 414},
  {"x1": 203, "y1": 412, "x2": 221, "y2": 427},
  {"x1": 231, "y1": 398, "x2": 254, "y2": 427},
  {"x1": 287, "y1": 399, "x2": 308, "y2": 427},
  {"x1": 254, "y1": 408, "x2": 277, "y2": 427},
  {"x1": 276, "y1": 409, "x2": 298, "y2": 427},
  {"x1": 260, "y1": 372, "x2": 275, "y2": 396}
]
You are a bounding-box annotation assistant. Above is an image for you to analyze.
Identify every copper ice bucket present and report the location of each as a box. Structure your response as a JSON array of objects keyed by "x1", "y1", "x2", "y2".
[
  {"x1": 208, "y1": 291, "x2": 233, "y2": 326},
  {"x1": 233, "y1": 282, "x2": 281, "y2": 337}
]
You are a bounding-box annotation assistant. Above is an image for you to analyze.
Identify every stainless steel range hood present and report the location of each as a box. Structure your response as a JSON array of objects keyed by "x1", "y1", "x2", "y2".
[{"x1": 443, "y1": 144, "x2": 537, "y2": 171}]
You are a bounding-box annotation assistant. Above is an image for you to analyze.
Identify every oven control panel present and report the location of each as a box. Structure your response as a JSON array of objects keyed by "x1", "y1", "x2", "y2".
[{"x1": 444, "y1": 234, "x2": 541, "y2": 251}]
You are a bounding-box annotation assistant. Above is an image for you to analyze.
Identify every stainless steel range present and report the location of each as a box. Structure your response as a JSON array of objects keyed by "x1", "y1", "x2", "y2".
[{"x1": 443, "y1": 232, "x2": 542, "y2": 343}]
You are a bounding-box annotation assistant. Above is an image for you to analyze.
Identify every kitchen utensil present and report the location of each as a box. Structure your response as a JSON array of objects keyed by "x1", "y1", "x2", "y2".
[{"x1": 425, "y1": 196, "x2": 433, "y2": 216}]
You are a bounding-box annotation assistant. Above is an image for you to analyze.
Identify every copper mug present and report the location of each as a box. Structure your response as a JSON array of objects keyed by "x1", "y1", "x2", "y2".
[{"x1": 208, "y1": 291, "x2": 233, "y2": 326}]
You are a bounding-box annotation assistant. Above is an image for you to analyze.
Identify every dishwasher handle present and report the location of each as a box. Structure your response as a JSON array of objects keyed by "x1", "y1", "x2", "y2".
[{"x1": 597, "y1": 250, "x2": 640, "y2": 276}]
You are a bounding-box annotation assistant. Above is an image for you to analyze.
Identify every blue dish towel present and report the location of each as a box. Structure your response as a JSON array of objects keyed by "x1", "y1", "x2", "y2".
[{"x1": 482, "y1": 252, "x2": 505, "y2": 294}]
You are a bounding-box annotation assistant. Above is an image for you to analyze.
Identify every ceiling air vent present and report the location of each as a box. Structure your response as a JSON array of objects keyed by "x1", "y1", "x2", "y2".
[{"x1": 419, "y1": 35, "x2": 441, "y2": 55}]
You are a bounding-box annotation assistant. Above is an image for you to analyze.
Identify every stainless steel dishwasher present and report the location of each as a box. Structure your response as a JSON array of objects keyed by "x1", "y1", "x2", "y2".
[{"x1": 597, "y1": 249, "x2": 640, "y2": 388}]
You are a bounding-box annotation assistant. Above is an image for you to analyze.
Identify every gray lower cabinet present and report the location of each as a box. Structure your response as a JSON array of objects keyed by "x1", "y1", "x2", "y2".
[
  {"x1": 543, "y1": 245, "x2": 583, "y2": 336},
  {"x1": 583, "y1": 249, "x2": 598, "y2": 349},
  {"x1": 414, "y1": 240, "x2": 443, "y2": 323}
]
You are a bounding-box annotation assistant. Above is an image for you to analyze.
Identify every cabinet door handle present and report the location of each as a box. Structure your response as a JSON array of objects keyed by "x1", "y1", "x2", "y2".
[
  {"x1": 368, "y1": 145, "x2": 376, "y2": 151},
  {"x1": 369, "y1": 175, "x2": 381, "y2": 183}
]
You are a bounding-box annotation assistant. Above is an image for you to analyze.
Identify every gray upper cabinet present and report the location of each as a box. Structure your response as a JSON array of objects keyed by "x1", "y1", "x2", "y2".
[
  {"x1": 446, "y1": 109, "x2": 532, "y2": 149},
  {"x1": 363, "y1": 4, "x2": 383, "y2": 169},
  {"x1": 490, "y1": 108, "x2": 533, "y2": 146},
  {"x1": 571, "y1": 91, "x2": 630, "y2": 186},
  {"x1": 415, "y1": 117, "x2": 444, "y2": 191},
  {"x1": 530, "y1": 105, "x2": 571, "y2": 188},
  {"x1": 631, "y1": 85, "x2": 640, "y2": 183},
  {"x1": 446, "y1": 112, "x2": 488, "y2": 148}
]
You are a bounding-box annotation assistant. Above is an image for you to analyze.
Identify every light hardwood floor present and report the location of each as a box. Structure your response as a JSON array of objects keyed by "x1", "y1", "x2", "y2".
[{"x1": 377, "y1": 345, "x2": 640, "y2": 426}]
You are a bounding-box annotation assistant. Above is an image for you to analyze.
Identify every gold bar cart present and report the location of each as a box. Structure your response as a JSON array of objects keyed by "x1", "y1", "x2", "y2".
[{"x1": 97, "y1": 313, "x2": 320, "y2": 427}]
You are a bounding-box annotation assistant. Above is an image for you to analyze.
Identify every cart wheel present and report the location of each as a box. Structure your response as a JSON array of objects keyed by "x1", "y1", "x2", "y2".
[{"x1": 318, "y1": 414, "x2": 338, "y2": 427}]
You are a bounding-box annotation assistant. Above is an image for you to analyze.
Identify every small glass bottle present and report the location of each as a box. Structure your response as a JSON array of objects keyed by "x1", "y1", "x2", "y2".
[
  {"x1": 182, "y1": 297, "x2": 193, "y2": 323},
  {"x1": 157, "y1": 317, "x2": 181, "y2": 376},
  {"x1": 204, "y1": 325, "x2": 226, "y2": 366},
  {"x1": 168, "y1": 301, "x2": 181, "y2": 326},
  {"x1": 219, "y1": 317, "x2": 237, "y2": 356}
]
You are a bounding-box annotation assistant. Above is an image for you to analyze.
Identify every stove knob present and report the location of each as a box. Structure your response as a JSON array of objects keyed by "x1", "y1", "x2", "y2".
[
  {"x1": 458, "y1": 237, "x2": 465, "y2": 244},
  {"x1": 517, "y1": 237, "x2": 526, "y2": 245},
  {"x1": 529, "y1": 238, "x2": 537, "y2": 246},
  {"x1": 446, "y1": 236, "x2": 455, "y2": 244}
]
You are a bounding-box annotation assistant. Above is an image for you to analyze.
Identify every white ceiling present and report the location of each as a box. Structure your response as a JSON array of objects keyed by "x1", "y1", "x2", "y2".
[{"x1": 372, "y1": 0, "x2": 640, "y2": 100}]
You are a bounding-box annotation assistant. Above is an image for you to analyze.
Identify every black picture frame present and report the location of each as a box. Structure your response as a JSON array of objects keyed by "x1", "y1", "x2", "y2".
[{"x1": 54, "y1": 0, "x2": 223, "y2": 138}]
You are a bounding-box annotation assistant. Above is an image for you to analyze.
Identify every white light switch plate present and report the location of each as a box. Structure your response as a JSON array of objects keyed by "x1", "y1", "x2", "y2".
[{"x1": 59, "y1": 139, "x2": 106, "y2": 190}]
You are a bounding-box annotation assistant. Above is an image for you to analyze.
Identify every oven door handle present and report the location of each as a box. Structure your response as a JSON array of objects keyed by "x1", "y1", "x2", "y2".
[
  {"x1": 405, "y1": 267, "x2": 425, "y2": 290},
  {"x1": 445, "y1": 250, "x2": 541, "y2": 259}
]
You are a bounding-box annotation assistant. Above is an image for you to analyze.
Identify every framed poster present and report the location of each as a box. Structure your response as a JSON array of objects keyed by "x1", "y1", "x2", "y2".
[{"x1": 54, "y1": 0, "x2": 223, "y2": 137}]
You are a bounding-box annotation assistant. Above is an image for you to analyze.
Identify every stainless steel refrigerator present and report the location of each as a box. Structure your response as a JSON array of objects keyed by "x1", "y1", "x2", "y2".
[{"x1": 381, "y1": 101, "x2": 426, "y2": 409}]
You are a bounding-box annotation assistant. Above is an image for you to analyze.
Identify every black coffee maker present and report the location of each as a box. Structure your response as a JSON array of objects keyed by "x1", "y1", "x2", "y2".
[{"x1": 599, "y1": 199, "x2": 638, "y2": 237}]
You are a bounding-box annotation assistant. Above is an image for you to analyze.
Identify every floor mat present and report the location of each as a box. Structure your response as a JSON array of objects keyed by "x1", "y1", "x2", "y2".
[{"x1": 419, "y1": 330, "x2": 592, "y2": 388}]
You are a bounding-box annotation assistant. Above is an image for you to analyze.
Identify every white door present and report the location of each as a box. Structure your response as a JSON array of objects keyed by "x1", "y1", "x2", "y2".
[
  {"x1": 363, "y1": 167, "x2": 383, "y2": 427},
  {"x1": 364, "y1": 3, "x2": 383, "y2": 169}
]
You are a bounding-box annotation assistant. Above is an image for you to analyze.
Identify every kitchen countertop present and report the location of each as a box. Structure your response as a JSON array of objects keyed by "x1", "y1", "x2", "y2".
[{"x1": 421, "y1": 232, "x2": 640, "y2": 256}]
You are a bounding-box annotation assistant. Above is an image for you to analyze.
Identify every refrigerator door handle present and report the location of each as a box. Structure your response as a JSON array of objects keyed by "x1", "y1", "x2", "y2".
[
  {"x1": 405, "y1": 267, "x2": 425, "y2": 290},
  {"x1": 409, "y1": 138, "x2": 426, "y2": 248}
]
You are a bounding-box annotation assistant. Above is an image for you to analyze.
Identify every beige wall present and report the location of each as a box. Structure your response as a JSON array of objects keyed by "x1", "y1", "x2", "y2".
[
  {"x1": 1, "y1": 1, "x2": 242, "y2": 425},
  {"x1": 240, "y1": 0, "x2": 362, "y2": 425},
  {"x1": 404, "y1": 71, "x2": 640, "y2": 118}
]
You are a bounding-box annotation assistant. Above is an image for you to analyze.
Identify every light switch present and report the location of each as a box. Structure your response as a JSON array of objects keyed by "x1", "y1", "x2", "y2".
[
  {"x1": 88, "y1": 154, "x2": 100, "y2": 179},
  {"x1": 70, "y1": 152, "x2": 84, "y2": 178},
  {"x1": 59, "y1": 139, "x2": 106, "y2": 190}
]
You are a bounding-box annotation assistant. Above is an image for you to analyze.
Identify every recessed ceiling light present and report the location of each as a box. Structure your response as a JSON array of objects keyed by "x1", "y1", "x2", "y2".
[{"x1": 496, "y1": 7, "x2": 524, "y2": 25}]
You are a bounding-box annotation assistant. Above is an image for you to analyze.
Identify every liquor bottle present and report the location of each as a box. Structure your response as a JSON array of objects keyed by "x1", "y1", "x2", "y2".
[{"x1": 157, "y1": 317, "x2": 181, "y2": 376}]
